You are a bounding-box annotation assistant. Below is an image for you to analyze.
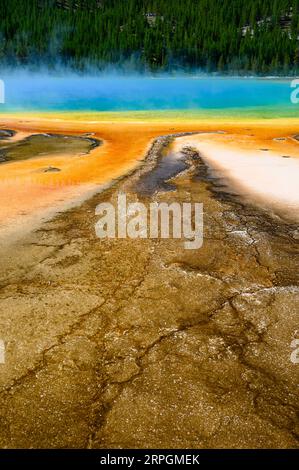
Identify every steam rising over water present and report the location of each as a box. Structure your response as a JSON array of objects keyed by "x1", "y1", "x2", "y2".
[{"x1": 0, "y1": 73, "x2": 293, "y2": 112}]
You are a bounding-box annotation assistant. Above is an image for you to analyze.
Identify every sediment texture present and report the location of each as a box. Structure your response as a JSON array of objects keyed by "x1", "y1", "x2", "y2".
[{"x1": 0, "y1": 136, "x2": 298, "y2": 448}]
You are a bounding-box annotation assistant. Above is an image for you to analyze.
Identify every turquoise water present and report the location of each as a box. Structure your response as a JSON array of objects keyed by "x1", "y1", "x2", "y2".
[{"x1": 0, "y1": 74, "x2": 297, "y2": 114}]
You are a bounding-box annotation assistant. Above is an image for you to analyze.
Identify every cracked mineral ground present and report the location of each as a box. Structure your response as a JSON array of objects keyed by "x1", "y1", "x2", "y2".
[{"x1": 0, "y1": 134, "x2": 298, "y2": 449}]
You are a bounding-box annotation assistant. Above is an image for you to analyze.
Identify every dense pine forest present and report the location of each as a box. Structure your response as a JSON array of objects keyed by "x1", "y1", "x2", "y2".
[{"x1": 0, "y1": 0, "x2": 298, "y2": 74}]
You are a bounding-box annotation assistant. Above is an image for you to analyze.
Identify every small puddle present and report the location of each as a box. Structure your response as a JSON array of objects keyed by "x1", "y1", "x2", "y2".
[
  {"x1": 0, "y1": 129, "x2": 16, "y2": 140},
  {"x1": 135, "y1": 146, "x2": 189, "y2": 196}
]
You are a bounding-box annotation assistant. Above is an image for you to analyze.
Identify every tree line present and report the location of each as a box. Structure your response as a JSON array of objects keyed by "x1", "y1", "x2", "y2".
[{"x1": 0, "y1": 0, "x2": 298, "y2": 74}]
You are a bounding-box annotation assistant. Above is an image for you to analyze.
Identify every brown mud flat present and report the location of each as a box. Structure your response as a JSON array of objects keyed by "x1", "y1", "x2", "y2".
[
  {"x1": 0, "y1": 133, "x2": 101, "y2": 163},
  {"x1": 0, "y1": 134, "x2": 298, "y2": 448}
]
